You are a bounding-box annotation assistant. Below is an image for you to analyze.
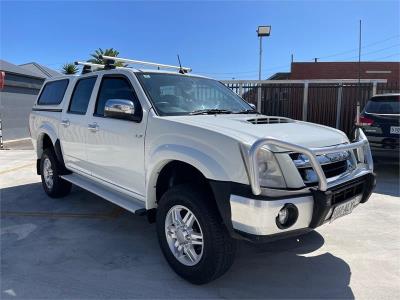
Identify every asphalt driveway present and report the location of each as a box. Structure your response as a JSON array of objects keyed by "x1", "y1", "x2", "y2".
[{"x1": 1, "y1": 149, "x2": 399, "y2": 299}]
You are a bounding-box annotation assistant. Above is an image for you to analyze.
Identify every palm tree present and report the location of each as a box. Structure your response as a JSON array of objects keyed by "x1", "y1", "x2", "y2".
[
  {"x1": 88, "y1": 48, "x2": 125, "y2": 66},
  {"x1": 61, "y1": 63, "x2": 79, "y2": 75}
]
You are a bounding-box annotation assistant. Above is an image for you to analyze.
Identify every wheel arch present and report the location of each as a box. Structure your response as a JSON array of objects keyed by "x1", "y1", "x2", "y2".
[
  {"x1": 36, "y1": 123, "x2": 58, "y2": 158},
  {"x1": 36, "y1": 124, "x2": 68, "y2": 175},
  {"x1": 146, "y1": 144, "x2": 231, "y2": 210}
]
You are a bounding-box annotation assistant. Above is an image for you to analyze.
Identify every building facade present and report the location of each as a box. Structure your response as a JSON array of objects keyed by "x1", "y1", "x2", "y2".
[
  {"x1": 0, "y1": 60, "x2": 60, "y2": 141},
  {"x1": 289, "y1": 61, "x2": 400, "y2": 85}
]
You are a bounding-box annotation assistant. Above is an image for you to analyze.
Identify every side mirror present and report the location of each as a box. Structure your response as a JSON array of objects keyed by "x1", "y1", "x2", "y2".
[
  {"x1": 104, "y1": 99, "x2": 138, "y2": 121},
  {"x1": 249, "y1": 103, "x2": 256, "y2": 110}
]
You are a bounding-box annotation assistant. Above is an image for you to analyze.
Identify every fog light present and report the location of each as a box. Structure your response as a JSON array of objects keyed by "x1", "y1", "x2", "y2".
[{"x1": 276, "y1": 204, "x2": 299, "y2": 229}]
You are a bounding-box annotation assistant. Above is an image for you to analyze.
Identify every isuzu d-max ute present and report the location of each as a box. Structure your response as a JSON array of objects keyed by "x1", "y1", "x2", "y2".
[{"x1": 29, "y1": 56, "x2": 375, "y2": 284}]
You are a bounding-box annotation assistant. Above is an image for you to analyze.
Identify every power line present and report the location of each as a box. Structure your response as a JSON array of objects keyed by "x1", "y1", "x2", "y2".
[
  {"x1": 335, "y1": 43, "x2": 400, "y2": 61},
  {"x1": 40, "y1": 35, "x2": 400, "y2": 75},
  {"x1": 196, "y1": 34, "x2": 400, "y2": 76},
  {"x1": 316, "y1": 34, "x2": 400, "y2": 60},
  {"x1": 366, "y1": 53, "x2": 400, "y2": 61},
  {"x1": 196, "y1": 63, "x2": 290, "y2": 75}
]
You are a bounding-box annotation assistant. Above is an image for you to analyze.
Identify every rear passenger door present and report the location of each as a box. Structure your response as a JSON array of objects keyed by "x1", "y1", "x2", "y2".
[
  {"x1": 60, "y1": 76, "x2": 97, "y2": 174},
  {"x1": 86, "y1": 74, "x2": 146, "y2": 197}
]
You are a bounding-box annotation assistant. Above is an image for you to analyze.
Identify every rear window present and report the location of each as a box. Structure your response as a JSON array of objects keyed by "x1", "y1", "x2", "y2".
[
  {"x1": 68, "y1": 77, "x2": 97, "y2": 114},
  {"x1": 365, "y1": 95, "x2": 400, "y2": 114},
  {"x1": 37, "y1": 79, "x2": 69, "y2": 105}
]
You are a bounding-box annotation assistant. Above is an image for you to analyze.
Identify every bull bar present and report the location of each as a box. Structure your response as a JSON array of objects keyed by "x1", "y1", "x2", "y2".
[{"x1": 247, "y1": 128, "x2": 373, "y2": 195}]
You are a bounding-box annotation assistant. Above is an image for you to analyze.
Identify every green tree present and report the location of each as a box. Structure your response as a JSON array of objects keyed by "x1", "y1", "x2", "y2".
[
  {"x1": 87, "y1": 48, "x2": 125, "y2": 66},
  {"x1": 61, "y1": 63, "x2": 79, "y2": 75}
]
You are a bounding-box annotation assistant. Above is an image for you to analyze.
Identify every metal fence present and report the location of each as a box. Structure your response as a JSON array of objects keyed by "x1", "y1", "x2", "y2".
[{"x1": 223, "y1": 79, "x2": 399, "y2": 136}]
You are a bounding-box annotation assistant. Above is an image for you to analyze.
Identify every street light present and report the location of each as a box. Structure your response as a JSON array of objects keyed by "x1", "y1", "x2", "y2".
[
  {"x1": 257, "y1": 25, "x2": 271, "y2": 80},
  {"x1": 256, "y1": 25, "x2": 271, "y2": 111}
]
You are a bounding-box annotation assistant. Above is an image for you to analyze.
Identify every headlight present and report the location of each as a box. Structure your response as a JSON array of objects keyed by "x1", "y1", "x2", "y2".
[{"x1": 256, "y1": 148, "x2": 286, "y2": 188}]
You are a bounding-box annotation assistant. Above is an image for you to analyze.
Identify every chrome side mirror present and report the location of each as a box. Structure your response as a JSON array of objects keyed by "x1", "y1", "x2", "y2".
[
  {"x1": 104, "y1": 99, "x2": 138, "y2": 121},
  {"x1": 249, "y1": 103, "x2": 256, "y2": 110}
]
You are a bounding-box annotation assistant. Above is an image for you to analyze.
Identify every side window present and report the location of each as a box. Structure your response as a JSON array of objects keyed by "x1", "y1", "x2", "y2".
[
  {"x1": 37, "y1": 79, "x2": 69, "y2": 105},
  {"x1": 95, "y1": 76, "x2": 140, "y2": 116},
  {"x1": 68, "y1": 77, "x2": 97, "y2": 114}
]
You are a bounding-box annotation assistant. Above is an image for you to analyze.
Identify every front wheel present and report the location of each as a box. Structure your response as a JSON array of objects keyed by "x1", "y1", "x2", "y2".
[{"x1": 156, "y1": 185, "x2": 236, "y2": 284}]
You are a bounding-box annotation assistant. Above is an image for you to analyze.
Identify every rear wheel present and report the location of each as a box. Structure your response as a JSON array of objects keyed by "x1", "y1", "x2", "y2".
[
  {"x1": 156, "y1": 185, "x2": 236, "y2": 284},
  {"x1": 40, "y1": 148, "x2": 71, "y2": 198}
]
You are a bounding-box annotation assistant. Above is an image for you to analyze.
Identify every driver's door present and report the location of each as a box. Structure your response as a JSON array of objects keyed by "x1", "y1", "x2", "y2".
[{"x1": 85, "y1": 74, "x2": 146, "y2": 197}]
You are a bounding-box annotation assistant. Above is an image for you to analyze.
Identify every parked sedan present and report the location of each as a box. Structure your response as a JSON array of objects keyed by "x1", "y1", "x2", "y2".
[{"x1": 358, "y1": 93, "x2": 400, "y2": 162}]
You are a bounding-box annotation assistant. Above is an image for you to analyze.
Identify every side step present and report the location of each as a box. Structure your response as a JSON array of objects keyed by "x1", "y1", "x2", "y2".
[{"x1": 61, "y1": 173, "x2": 146, "y2": 214}]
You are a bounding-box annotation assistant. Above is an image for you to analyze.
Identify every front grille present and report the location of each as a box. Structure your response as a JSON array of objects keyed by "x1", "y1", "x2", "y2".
[
  {"x1": 290, "y1": 152, "x2": 350, "y2": 186},
  {"x1": 321, "y1": 160, "x2": 348, "y2": 178},
  {"x1": 330, "y1": 177, "x2": 365, "y2": 205}
]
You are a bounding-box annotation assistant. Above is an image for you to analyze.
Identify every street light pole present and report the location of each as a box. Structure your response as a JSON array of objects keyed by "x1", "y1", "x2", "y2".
[
  {"x1": 256, "y1": 25, "x2": 271, "y2": 111},
  {"x1": 258, "y1": 36, "x2": 262, "y2": 80}
]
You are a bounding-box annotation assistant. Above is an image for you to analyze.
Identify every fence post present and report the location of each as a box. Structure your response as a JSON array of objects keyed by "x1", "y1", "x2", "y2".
[
  {"x1": 239, "y1": 83, "x2": 243, "y2": 97},
  {"x1": 372, "y1": 81, "x2": 378, "y2": 96},
  {"x1": 257, "y1": 83, "x2": 262, "y2": 111},
  {"x1": 302, "y1": 81, "x2": 309, "y2": 121},
  {"x1": 336, "y1": 84, "x2": 343, "y2": 129}
]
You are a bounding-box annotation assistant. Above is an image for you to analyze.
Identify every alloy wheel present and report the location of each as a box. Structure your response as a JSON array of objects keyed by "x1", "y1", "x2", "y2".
[{"x1": 165, "y1": 205, "x2": 204, "y2": 266}]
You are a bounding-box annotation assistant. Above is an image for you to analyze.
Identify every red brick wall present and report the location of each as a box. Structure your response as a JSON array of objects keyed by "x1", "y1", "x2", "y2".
[{"x1": 290, "y1": 62, "x2": 400, "y2": 84}]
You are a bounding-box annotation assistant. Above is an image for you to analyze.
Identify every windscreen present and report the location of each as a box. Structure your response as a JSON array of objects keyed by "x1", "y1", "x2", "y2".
[
  {"x1": 364, "y1": 95, "x2": 400, "y2": 114},
  {"x1": 137, "y1": 73, "x2": 251, "y2": 116}
]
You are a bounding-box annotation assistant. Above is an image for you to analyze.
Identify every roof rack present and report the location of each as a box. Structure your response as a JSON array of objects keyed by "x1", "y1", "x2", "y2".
[
  {"x1": 74, "y1": 61, "x2": 108, "y2": 74},
  {"x1": 100, "y1": 55, "x2": 192, "y2": 73},
  {"x1": 74, "y1": 61, "x2": 106, "y2": 68}
]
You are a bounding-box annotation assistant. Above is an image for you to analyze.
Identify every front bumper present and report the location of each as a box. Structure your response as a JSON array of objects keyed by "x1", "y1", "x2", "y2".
[{"x1": 227, "y1": 173, "x2": 376, "y2": 243}]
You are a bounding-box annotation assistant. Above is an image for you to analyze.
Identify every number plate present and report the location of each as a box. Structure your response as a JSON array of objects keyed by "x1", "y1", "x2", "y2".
[
  {"x1": 390, "y1": 126, "x2": 400, "y2": 134},
  {"x1": 330, "y1": 195, "x2": 362, "y2": 222}
]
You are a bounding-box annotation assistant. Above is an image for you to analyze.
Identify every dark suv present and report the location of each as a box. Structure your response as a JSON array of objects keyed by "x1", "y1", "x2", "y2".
[{"x1": 358, "y1": 93, "x2": 400, "y2": 161}]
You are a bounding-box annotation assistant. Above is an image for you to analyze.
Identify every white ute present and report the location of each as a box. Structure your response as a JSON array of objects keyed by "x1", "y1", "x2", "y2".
[{"x1": 29, "y1": 56, "x2": 376, "y2": 284}]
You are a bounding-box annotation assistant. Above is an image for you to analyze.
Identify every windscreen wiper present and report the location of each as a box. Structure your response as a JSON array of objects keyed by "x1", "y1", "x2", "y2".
[
  {"x1": 190, "y1": 109, "x2": 233, "y2": 115},
  {"x1": 234, "y1": 109, "x2": 259, "y2": 114}
]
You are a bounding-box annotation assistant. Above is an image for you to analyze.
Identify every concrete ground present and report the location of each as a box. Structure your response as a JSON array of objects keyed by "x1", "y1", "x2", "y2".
[{"x1": 1, "y1": 147, "x2": 399, "y2": 299}]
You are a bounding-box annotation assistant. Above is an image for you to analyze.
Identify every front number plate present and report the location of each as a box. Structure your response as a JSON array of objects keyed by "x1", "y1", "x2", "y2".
[
  {"x1": 330, "y1": 195, "x2": 362, "y2": 222},
  {"x1": 390, "y1": 126, "x2": 400, "y2": 134}
]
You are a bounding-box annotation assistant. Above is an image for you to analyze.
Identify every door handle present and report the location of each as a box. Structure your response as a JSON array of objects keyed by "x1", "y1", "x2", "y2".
[
  {"x1": 61, "y1": 119, "x2": 70, "y2": 127},
  {"x1": 88, "y1": 122, "x2": 99, "y2": 132}
]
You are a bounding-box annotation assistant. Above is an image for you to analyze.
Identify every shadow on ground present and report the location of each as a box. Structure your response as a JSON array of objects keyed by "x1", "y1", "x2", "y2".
[
  {"x1": 217, "y1": 232, "x2": 353, "y2": 299},
  {"x1": 1, "y1": 182, "x2": 354, "y2": 299}
]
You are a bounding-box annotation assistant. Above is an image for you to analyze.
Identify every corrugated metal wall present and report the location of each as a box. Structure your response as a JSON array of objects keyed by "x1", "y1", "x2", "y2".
[{"x1": 0, "y1": 74, "x2": 44, "y2": 140}]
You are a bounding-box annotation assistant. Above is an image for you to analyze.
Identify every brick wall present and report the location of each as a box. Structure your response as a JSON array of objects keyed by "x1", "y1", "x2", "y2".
[{"x1": 290, "y1": 62, "x2": 400, "y2": 84}]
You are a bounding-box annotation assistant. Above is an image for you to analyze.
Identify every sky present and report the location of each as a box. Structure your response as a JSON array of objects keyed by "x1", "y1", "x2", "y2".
[{"x1": 1, "y1": 0, "x2": 399, "y2": 79}]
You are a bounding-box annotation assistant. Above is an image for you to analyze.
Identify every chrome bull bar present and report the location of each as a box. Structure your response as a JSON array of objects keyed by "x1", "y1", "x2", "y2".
[{"x1": 247, "y1": 128, "x2": 373, "y2": 195}]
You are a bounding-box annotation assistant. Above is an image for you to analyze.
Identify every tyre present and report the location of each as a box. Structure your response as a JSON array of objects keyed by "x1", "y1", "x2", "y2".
[
  {"x1": 40, "y1": 148, "x2": 72, "y2": 198},
  {"x1": 156, "y1": 184, "x2": 236, "y2": 284}
]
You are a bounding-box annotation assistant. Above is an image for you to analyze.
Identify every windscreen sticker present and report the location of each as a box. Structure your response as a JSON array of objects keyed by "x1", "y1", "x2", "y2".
[{"x1": 143, "y1": 75, "x2": 151, "y2": 78}]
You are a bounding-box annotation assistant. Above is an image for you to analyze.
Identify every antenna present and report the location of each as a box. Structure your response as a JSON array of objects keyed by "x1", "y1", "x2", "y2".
[
  {"x1": 177, "y1": 54, "x2": 185, "y2": 74},
  {"x1": 356, "y1": 19, "x2": 362, "y2": 126}
]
